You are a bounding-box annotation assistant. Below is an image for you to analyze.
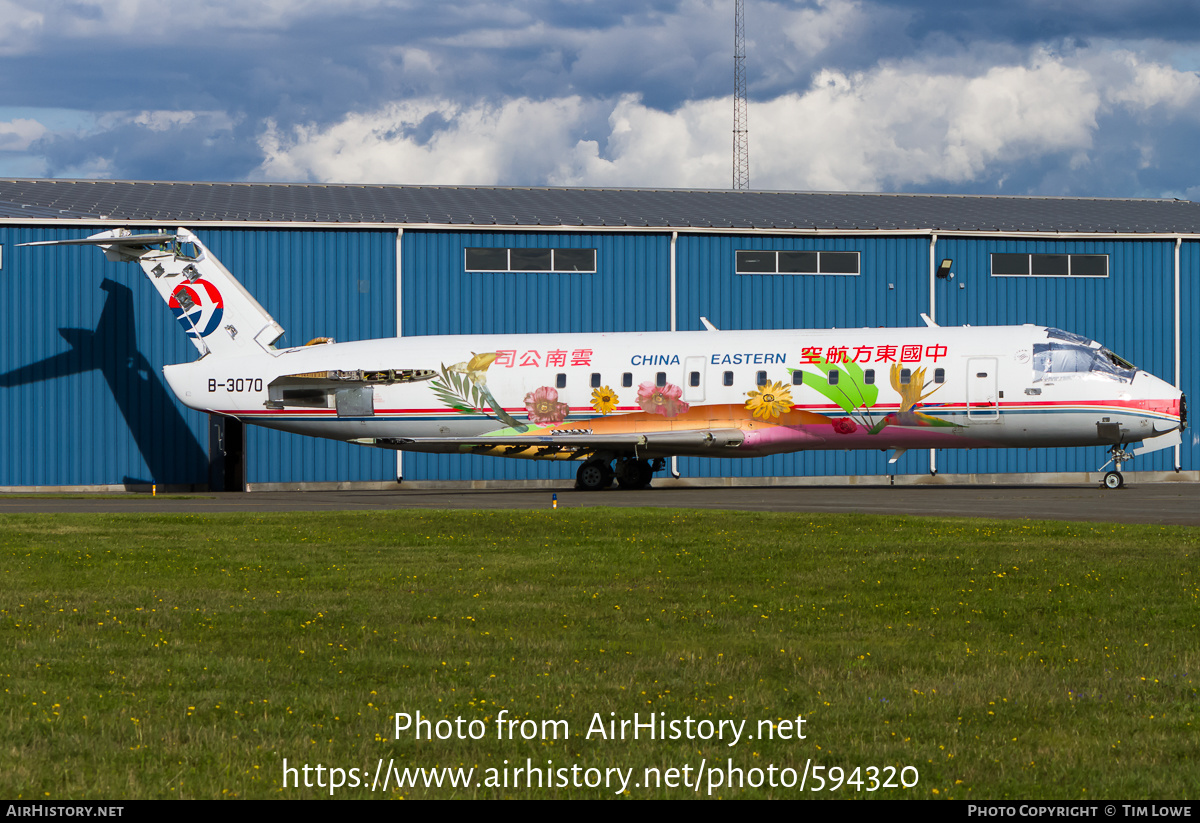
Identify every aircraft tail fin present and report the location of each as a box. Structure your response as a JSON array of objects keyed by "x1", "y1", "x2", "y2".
[{"x1": 22, "y1": 228, "x2": 285, "y2": 358}]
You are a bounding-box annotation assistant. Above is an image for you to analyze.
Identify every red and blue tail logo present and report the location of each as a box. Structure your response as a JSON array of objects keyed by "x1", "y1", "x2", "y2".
[{"x1": 169, "y1": 279, "x2": 225, "y2": 338}]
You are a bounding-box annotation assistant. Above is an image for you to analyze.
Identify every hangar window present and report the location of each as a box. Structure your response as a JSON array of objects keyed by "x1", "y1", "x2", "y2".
[
  {"x1": 990, "y1": 253, "x2": 1108, "y2": 277},
  {"x1": 465, "y1": 248, "x2": 597, "y2": 273},
  {"x1": 736, "y1": 250, "x2": 859, "y2": 275}
]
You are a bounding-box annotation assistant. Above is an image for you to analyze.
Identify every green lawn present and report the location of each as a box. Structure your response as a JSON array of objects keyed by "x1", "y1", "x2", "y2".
[{"x1": 0, "y1": 510, "x2": 1196, "y2": 799}]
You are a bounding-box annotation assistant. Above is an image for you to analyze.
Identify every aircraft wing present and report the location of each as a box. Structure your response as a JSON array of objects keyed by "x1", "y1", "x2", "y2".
[{"x1": 353, "y1": 428, "x2": 749, "y2": 458}]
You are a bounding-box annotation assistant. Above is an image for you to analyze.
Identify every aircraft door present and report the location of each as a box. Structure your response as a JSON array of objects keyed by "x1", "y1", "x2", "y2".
[
  {"x1": 967, "y1": 358, "x2": 999, "y2": 421},
  {"x1": 683, "y1": 356, "x2": 706, "y2": 403}
]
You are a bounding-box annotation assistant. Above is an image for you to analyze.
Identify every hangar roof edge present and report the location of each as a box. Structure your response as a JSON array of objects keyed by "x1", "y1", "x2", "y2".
[{"x1": 2, "y1": 178, "x2": 1199, "y2": 234}]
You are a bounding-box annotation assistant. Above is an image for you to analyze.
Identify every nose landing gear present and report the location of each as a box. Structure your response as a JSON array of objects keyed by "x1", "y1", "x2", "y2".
[{"x1": 1099, "y1": 445, "x2": 1131, "y2": 489}]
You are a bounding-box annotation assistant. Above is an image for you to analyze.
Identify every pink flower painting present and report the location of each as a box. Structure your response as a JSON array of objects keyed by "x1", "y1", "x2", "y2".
[
  {"x1": 832, "y1": 417, "x2": 858, "y2": 435},
  {"x1": 636, "y1": 382, "x2": 689, "y2": 418},
  {"x1": 524, "y1": 386, "x2": 570, "y2": 425}
]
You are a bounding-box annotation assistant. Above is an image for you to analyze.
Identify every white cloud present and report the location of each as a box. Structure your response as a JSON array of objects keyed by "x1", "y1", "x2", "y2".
[
  {"x1": 1102, "y1": 50, "x2": 1200, "y2": 109},
  {"x1": 255, "y1": 96, "x2": 603, "y2": 185},
  {"x1": 252, "y1": 48, "x2": 1200, "y2": 193},
  {"x1": 0, "y1": 117, "x2": 47, "y2": 151},
  {"x1": 0, "y1": 0, "x2": 45, "y2": 56},
  {"x1": 121, "y1": 110, "x2": 236, "y2": 132}
]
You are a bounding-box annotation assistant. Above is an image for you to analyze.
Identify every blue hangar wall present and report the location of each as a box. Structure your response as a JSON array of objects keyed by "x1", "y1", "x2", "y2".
[
  {"x1": 0, "y1": 225, "x2": 1191, "y2": 487},
  {"x1": 0, "y1": 226, "x2": 397, "y2": 488}
]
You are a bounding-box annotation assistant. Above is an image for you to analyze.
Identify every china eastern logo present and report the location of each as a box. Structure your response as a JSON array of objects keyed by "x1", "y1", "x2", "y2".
[{"x1": 169, "y1": 279, "x2": 225, "y2": 338}]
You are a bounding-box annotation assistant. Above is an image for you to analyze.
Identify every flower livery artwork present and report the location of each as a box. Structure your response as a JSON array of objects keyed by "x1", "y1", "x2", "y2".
[
  {"x1": 525, "y1": 386, "x2": 571, "y2": 424},
  {"x1": 744, "y1": 381, "x2": 794, "y2": 419},
  {"x1": 429, "y1": 352, "x2": 529, "y2": 432},
  {"x1": 869, "y1": 364, "x2": 957, "y2": 433},
  {"x1": 636, "y1": 382, "x2": 689, "y2": 417},
  {"x1": 786, "y1": 358, "x2": 958, "y2": 435},
  {"x1": 591, "y1": 385, "x2": 619, "y2": 415},
  {"x1": 831, "y1": 418, "x2": 858, "y2": 434},
  {"x1": 788, "y1": 357, "x2": 880, "y2": 434}
]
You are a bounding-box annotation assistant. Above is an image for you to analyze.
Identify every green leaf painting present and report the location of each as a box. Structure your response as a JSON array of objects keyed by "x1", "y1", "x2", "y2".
[
  {"x1": 790, "y1": 358, "x2": 879, "y2": 412},
  {"x1": 430, "y1": 364, "x2": 484, "y2": 415}
]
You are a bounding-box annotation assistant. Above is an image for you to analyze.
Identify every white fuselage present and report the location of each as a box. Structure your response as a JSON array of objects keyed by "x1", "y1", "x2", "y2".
[{"x1": 162, "y1": 324, "x2": 1185, "y2": 460}]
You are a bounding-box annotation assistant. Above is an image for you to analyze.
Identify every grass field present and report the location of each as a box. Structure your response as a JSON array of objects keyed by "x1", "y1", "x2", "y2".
[{"x1": 0, "y1": 509, "x2": 1196, "y2": 799}]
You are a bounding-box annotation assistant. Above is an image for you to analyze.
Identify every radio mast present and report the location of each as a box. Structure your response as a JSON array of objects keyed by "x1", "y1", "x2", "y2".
[{"x1": 732, "y1": 0, "x2": 749, "y2": 189}]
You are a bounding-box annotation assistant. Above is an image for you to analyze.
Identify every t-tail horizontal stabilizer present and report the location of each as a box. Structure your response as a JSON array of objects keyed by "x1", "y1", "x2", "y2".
[{"x1": 21, "y1": 228, "x2": 285, "y2": 359}]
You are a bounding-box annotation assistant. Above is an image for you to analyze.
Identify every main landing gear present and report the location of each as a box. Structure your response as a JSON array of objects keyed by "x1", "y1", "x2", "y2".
[
  {"x1": 575, "y1": 457, "x2": 664, "y2": 491},
  {"x1": 1099, "y1": 445, "x2": 1132, "y2": 490}
]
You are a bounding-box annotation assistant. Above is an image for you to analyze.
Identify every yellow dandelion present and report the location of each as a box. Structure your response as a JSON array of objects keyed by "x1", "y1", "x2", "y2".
[
  {"x1": 745, "y1": 381, "x2": 794, "y2": 419},
  {"x1": 591, "y1": 385, "x2": 619, "y2": 415}
]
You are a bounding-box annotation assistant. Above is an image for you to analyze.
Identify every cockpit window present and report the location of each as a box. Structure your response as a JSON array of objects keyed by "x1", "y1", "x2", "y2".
[
  {"x1": 1033, "y1": 340, "x2": 1136, "y2": 384},
  {"x1": 1092, "y1": 348, "x2": 1137, "y2": 382},
  {"x1": 1045, "y1": 327, "x2": 1092, "y2": 346}
]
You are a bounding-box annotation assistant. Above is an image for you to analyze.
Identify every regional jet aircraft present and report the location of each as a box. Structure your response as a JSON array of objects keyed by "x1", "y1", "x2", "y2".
[{"x1": 23, "y1": 229, "x2": 1187, "y2": 490}]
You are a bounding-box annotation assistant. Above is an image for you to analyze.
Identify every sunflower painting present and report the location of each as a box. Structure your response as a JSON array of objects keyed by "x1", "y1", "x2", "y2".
[
  {"x1": 744, "y1": 381, "x2": 794, "y2": 419},
  {"x1": 591, "y1": 385, "x2": 619, "y2": 415}
]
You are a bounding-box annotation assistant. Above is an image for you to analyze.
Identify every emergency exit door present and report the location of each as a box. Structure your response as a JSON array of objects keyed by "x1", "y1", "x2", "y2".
[{"x1": 967, "y1": 357, "x2": 999, "y2": 421}]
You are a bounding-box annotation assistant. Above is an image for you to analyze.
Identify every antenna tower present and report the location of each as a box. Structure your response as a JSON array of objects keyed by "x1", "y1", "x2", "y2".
[{"x1": 732, "y1": 0, "x2": 749, "y2": 189}]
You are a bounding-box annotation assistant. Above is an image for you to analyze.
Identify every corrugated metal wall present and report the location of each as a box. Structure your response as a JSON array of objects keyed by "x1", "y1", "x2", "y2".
[
  {"x1": 400, "y1": 230, "x2": 670, "y2": 482},
  {"x1": 1181, "y1": 241, "x2": 1199, "y2": 472},
  {"x1": 0, "y1": 227, "x2": 397, "y2": 488},
  {"x1": 0, "y1": 225, "x2": 206, "y2": 486},
  {"x1": 200, "y1": 229, "x2": 397, "y2": 485}
]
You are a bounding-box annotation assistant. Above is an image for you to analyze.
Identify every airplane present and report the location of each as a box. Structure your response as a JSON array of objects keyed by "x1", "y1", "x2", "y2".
[{"x1": 22, "y1": 228, "x2": 1187, "y2": 491}]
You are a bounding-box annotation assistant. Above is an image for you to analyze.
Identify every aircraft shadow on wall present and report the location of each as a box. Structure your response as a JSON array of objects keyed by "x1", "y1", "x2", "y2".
[{"x1": 0, "y1": 278, "x2": 207, "y2": 487}]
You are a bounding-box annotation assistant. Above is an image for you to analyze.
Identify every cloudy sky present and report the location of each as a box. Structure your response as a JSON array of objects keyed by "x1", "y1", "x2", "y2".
[{"x1": 2, "y1": 0, "x2": 1200, "y2": 197}]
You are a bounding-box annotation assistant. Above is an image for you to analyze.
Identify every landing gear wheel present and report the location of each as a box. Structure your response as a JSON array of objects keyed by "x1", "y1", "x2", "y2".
[
  {"x1": 1103, "y1": 470, "x2": 1124, "y2": 490},
  {"x1": 576, "y1": 460, "x2": 613, "y2": 491},
  {"x1": 615, "y1": 458, "x2": 654, "y2": 489}
]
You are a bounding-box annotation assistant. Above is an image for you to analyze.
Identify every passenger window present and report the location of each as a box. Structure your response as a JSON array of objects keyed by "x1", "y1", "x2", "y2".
[
  {"x1": 792, "y1": 371, "x2": 803, "y2": 385},
  {"x1": 900, "y1": 369, "x2": 911, "y2": 385},
  {"x1": 591, "y1": 373, "x2": 601, "y2": 388},
  {"x1": 828, "y1": 370, "x2": 839, "y2": 385},
  {"x1": 556, "y1": 373, "x2": 567, "y2": 389},
  {"x1": 656, "y1": 372, "x2": 667, "y2": 387},
  {"x1": 756, "y1": 370, "x2": 767, "y2": 386},
  {"x1": 864, "y1": 369, "x2": 875, "y2": 385},
  {"x1": 723, "y1": 371, "x2": 734, "y2": 386},
  {"x1": 934, "y1": 368, "x2": 945, "y2": 384},
  {"x1": 689, "y1": 371, "x2": 700, "y2": 387},
  {"x1": 622, "y1": 372, "x2": 632, "y2": 387}
]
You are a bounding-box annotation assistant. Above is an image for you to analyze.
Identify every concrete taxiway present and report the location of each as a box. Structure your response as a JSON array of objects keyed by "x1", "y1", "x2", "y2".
[{"x1": 2, "y1": 483, "x2": 1198, "y2": 525}]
